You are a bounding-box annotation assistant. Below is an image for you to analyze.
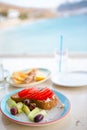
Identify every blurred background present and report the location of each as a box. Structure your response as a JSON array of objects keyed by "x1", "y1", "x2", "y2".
[{"x1": 0, "y1": 0, "x2": 87, "y2": 57}]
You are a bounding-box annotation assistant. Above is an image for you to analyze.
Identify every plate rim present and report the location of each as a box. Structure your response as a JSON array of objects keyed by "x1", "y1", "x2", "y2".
[
  {"x1": 0, "y1": 89, "x2": 71, "y2": 126},
  {"x1": 51, "y1": 71, "x2": 87, "y2": 87},
  {"x1": 6, "y1": 67, "x2": 51, "y2": 88}
]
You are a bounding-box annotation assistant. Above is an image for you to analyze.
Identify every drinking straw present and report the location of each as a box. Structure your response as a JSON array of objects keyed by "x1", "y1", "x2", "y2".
[{"x1": 59, "y1": 35, "x2": 63, "y2": 72}]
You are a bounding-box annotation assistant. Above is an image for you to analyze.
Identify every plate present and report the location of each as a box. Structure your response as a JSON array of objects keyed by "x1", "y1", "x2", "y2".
[
  {"x1": 0, "y1": 89, "x2": 71, "y2": 126},
  {"x1": 51, "y1": 71, "x2": 87, "y2": 87},
  {"x1": 6, "y1": 68, "x2": 51, "y2": 87}
]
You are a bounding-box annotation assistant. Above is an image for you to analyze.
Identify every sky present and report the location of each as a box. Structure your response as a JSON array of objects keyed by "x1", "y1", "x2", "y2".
[{"x1": 0, "y1": 0, "x2": 82, "y2": 8}]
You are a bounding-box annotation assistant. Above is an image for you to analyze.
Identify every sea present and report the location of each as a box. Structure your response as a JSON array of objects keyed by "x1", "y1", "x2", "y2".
[{"x1": 0, "y1": 14, "x2": 87, "y2": 55}]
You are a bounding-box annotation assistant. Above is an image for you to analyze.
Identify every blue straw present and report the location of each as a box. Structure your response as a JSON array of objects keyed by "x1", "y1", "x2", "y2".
[{"x1": 59, "y1": 35, "x2": 63, "y2": 72}]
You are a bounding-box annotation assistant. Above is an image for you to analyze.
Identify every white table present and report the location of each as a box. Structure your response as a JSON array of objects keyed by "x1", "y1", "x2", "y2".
[{"x1": 0, "y1": 56, "x2": 87, "y2": 130}]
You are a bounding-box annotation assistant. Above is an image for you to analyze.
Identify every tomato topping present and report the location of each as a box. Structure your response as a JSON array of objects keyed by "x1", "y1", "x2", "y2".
[
  {"x1": 18, "y1": 87, "x2": 54, "y2": 100},
  {"x1": 23, "y1": 87, "x2": 38, "y2": 98},
  {"x1": 18, "y1": 88, "x2": 29, "y2": 98},
  {"x1": 38, "y1": 89, "x2": 54, "y2": 100},
  {"x1": 18, "y1": 87, "x2": 37, "y2": 98}
]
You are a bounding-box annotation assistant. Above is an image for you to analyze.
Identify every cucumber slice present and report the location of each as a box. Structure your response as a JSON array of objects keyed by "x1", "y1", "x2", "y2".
[
  {"x1": 7, "y1": 98, "x2": 17, "y2": 108},
  {"x1": 28, "y1": 107, "x2": 40, "y2": 121},
  {"x1": 35, "y1": 110, "x2": 47, "y2": 117},
  {"x1": 17, "y1": 102, "x2": 24, "y2": 114},
  {"x1": 22, "y1": 104, "x2": 30, "y2": 115}
]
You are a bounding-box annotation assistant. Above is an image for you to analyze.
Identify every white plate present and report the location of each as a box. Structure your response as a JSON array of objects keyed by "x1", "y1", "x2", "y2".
[
  {"x1": 51, "y1": 71, "x2": 87, "y2": 87},
  {"x1": 6, "y1": 68, "x2": 51, "y2": 87},
  {"x1": 0, "y1": 89, "x2": 71, "y2": 126}
]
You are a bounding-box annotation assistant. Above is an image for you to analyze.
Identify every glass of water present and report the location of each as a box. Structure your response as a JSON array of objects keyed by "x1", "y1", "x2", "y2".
[
  {"x1": 54, "y1": 49, "x2": 69, "y2": 72},
  {"x1": 0, "y1": 61, "x2": 4, "y2": 82}
]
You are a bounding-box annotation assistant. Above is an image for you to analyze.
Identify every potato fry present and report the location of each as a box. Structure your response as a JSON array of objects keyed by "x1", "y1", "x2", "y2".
[
  {"x1": 11, "y1": 72, "x2": 27, "y2": 81},
  {"x1": 12, "y1": 78, "x2": 23, "y2": 84},
  {"x1": 11, "y1": 68, "x2": 45, "y2": 84},
  {"x1": 12, "y1": 72, "x2": 26, "y2": 78}
]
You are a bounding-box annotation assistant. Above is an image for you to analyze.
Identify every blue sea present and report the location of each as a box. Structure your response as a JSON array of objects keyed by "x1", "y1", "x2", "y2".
[{"x1": 0, "y1": 14, "x2": 87, "y2": 55}]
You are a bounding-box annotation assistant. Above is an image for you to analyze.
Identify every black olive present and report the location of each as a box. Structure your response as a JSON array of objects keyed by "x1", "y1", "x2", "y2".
[{"x1": 34, "y1": 114, "x2": 44, "y2": 122}]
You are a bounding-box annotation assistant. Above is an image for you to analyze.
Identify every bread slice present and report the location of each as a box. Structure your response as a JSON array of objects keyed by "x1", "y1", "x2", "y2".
[
  {"x1": 11, "y1": 93, "x2": 59, "y2": 110},
  {"x1": 32, "y1": 96, "x2": 58, "y2": 110}
]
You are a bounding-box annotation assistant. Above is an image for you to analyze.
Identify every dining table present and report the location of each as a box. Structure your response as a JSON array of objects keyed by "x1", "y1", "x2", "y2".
[{"x1": 0, "y1": 56, "x2": 87, "y2": 130}]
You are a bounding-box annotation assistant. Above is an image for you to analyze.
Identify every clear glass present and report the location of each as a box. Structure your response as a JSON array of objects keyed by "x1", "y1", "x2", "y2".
[
  {"x1": 0, "y1": 61, "x2": 4, "y2": 82},
  {"x1": 54, "y1": 49, "x2": 68, "y2": 72}
]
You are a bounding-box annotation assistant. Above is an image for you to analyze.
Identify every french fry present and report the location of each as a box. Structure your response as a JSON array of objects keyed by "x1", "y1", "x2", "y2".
[
  {"x1": 11, "y1": 68, "x2": 45, "y2": 84},
  {"x1": 12, "y1": 78, "x2": 23, "y2": 84},
  {"x1": 12, "y1": 72, "x2": 27, "y2": 81}
]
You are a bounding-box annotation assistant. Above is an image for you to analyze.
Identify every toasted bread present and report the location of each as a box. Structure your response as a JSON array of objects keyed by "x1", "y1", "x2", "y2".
[
  {"x1": 11, "y1": 93, "x2": 59, "y2": 110},
  {"x1": 32, "y1": 96, "x2": 58, "y2": 110}
]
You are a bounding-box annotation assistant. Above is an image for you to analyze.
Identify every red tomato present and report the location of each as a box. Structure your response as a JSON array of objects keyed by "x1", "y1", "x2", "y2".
[
  {"x1": 18, "y1": 87, "x2": 54, "y2": 101},
  {"x1": 22, "y1": 87, "x2": 38, "y2": 98},
  {"x1": 18, "y1": 88, "x2": 29, "y2": 98},
  {"x1": 38, "y1": 89, "x2": 54, "y2": 100}
]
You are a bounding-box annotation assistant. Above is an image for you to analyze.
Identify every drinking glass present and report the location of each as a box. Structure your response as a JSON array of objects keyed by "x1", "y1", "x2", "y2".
[
  {"x1": 54, "y1": 49, "x2": 68, "y2": 72},
  {"x1": 0, "y1": 61, "x2": 4, "y2": 82}
]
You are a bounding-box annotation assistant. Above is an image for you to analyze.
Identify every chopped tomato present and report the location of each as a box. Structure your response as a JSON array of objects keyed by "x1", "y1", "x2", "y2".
[
  {"x1": 31, "y1": 88, "x2": 54, "y2": 100},
  {"x1": 28, "y1": 90, "x2": 39, "y2": 99},
  {"x1": 38, "y1": 89, "x2": 54, "y2": 100},
  {"x1": 18, "y1": 86, "x2": 37, "y2": 98},
  {"x1": 18, "y1": 88, "x2": 29, "y2": 97},
  {"x1": 18, "y1": 87, "x2": 54, "y2": 100},
  {"x1": 22, "y1": 87, "x2": 38, "y2": 98}
]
